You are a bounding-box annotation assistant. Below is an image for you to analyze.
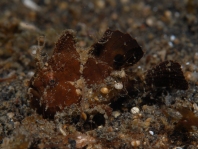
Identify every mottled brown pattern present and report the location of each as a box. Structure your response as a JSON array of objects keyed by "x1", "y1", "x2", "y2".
[
  {"x1": 28, "y1": 29, "x2": 187, "y2": 119},
  {"x1": 28, "y1": 30, "x2": 81, "y2": 117},
  {"x1": 145, "y1": 60, "x2": 188, "y2": 90},
  {"x1": 90, "y1": 29, "x2": 144, "y2": 69},
  {"x1": 28, "y1": 29, "x2": 144, "y2": 118}
]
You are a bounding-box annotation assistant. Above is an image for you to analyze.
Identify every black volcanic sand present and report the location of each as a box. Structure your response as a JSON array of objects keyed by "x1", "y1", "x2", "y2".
[{"x1": 0, "y1": 0, "x2": 198, "y2": 148}]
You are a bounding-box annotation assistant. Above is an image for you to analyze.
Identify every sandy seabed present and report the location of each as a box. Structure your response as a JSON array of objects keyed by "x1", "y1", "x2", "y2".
[{"x1": 0, "y1": 0, "x2": 198, "y2": 148}]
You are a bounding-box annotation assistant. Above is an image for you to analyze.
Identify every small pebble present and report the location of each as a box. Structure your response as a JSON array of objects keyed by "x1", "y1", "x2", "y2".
[
  {"x1": 81, "y1": 112, "x2": 87, "y2": 121},
  {"x1": 131, "y1": 140, "x2": 140, "y2": 147},
  {"x1": 149, "y1": 130, "x2": 154, "y2": 135},
  {"x1": 98, "y1": 125, "x2": 103, "y2": 129},
  {"x1": 131, "y1": 107, "x2": 140, "y2": 114},
  {"x1": 114, "y1": 82, "x2": 123, "y2": 90},
  {"x1": 168, "y1": 41, "x2": 173, "y2": 47},
  {"x1": 96, "y1": 0, "x2": 105, "y2": 9},
  {"x1": 146, "y1": 17, "x2": 155, "y2": 27},
  {"x1": 112, "y1": 111, "x2": 121, "y2": 118},
  {"x1": 59, "y1": 125, "x2": 67, "y2": 136},
  {"x1": 100, "y1": 87, "x2": 109, "y2": 94},
  {"x1": 23, "y1": 0, "x2": 41, "y2": 11},
  {"x1": 170, "y1": 35, "x2": 176, "y2": 41},
  {"x1": 164, "y1": 10, "x2": 172, "y2": 19}
]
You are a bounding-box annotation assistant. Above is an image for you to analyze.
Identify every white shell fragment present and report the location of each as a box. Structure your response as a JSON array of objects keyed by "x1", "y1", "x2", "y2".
[
  {"x1": 112, "y1": 111, "x2": 121, "y2": 118},
  {"x1": 114, "y1": 82, "x2": 123, "y2": 90},
  {"x1": 131, "y1": 107, "x2": 140, "y2": 114},
  {"x1": 149, "y1": 130, "x2": 154, "y2": 135},
  {"x1": 59, "y1": 125, "x2": 67, "y2": 136},
  {"x1": 23, "y1": 0, "x2": 41, "y2": 11}
]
